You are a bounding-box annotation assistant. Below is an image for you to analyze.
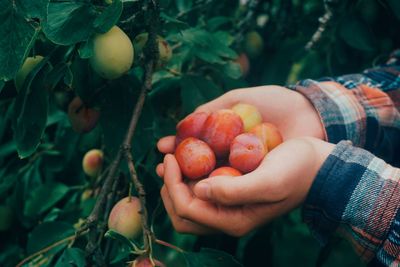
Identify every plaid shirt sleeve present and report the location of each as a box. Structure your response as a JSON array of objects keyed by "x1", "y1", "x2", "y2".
[{"x1": 291, "y1": 51, "x2": 400, "y2": 265}]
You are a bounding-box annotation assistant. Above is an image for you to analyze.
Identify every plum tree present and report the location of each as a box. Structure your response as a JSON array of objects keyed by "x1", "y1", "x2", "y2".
[
  {"x1": 15, "y1": 55, "x2": 44, "y2": 90},
  {"x1": 175, "y1": 137, "x2": 216, "y2": 180},
  {"x1": 82, "y1": 149, "x2": 104, "y2": 178},
  {"x1": 231, "y1": 103, "x2": 262, "y2": 132},
  {"x1": 133, "y1": 33, "x2": 172, "y2": 67},
  {"x1": 108, "y1": 196, "x2": 142, "y2": 239},
  {"x1": 68, "y1": 96, "x2": 100, "y2": 133},
  {"x1": 90, "y1": 26, "x2": 134, "y2": 79}
]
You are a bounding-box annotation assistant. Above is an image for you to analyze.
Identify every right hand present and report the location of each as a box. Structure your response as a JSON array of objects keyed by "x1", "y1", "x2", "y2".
[{"x1": 157, "y1": 85, "x2": 325, "y2": 157}]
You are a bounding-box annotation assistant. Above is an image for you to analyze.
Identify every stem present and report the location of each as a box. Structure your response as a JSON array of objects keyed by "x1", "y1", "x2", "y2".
[
  {"x1": 155, "y1": 239, "x2": 185, "y2": 253},
  {"x1": 16, "y1": 232, "x2": 87, "y2": 267}
]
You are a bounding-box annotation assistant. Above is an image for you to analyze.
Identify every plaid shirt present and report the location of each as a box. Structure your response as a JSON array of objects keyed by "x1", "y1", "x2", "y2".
[{"x1": 291, "y1": 50, "x2": 400, "y2": 266}]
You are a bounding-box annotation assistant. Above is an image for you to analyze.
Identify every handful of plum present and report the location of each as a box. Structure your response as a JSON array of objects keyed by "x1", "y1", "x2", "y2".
[{"x1": 175, "y1": 103, "x2": 283, "y2": 179}]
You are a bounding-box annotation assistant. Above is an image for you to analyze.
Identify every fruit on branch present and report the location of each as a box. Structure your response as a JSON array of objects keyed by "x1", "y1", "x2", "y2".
[
  {"x1": 131, "y1": 256, "x2": 165, "y2": 267},
  {"x1": 175, "y1": 137, "x2": 216, "y2": 180},
  {"x1": 133, "y1": 33, "x2": 172, "y2": 67},
  {"x1": 244, "y1": 31, "x2": 264, "y2": 58},
  {"x1": 201, "y1": 109, "x2": 244, "y2": 158},
  {"x1": 235, "y1": 53, "x2": 250, "y2": 76},
  {"x1": 108, "y1": 196, "x2": 142, "y2": 239},
  {"x1": 82, "y1": 149, "x2": 104, "y2": 178},
  {"x1": 90, "y1": 26, "x2": 134, "y2": 79},
  {"x1": 209, "y1": 166, "x2": 242, "y2": 177},
  {"x1": 175, "y1": 112, "x2": 209, "y2": 146},
  {"x1": 231, "y1": 103, "x2": 262, "y2": 132},
  {"x1": 249, "y1": 122, "x2": 283, "y2": 151},
  {"x1": 15, "y1": 55, "x2": 44, "y2": 90},
  {"x1": 68, "y1": 96, "x2": 100, "y2": 133},
  {"x1": 229, "y1": 133, "x2": 266, "y2": 173},
  {"x1": 0, "y1": 205, "x2": 13, "y2": 231},
  {"x1": 81, "y1": 189, "x2": 94, "y2": 201}
]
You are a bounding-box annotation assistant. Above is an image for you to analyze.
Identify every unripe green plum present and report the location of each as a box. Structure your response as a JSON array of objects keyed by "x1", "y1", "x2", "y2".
[
  {"x1": 15, "y1": 55, "x2": 44, "y2": 90},
  {"x1": 244, "y1": 31, "x2": 264, "y2": 58},
  {"x1": 108, "y1": 196, "x2": 142, "y2": 239},
  {"x1": 68, "y1": 96, "x2": 100, "y2": 133},
  {"x1": 105, "y1": 0, "x2": 112, "y2": 4},
  {"x1": 82, "y1": 149, "x2": 104, "y2": 178},
  {"x1": 90, "y1": 26, "x2": 134, "y2": 79},
  {"x1": 0, "y1": 205, "x2": 13, "y2": 231},
  {"x1": 133, "y1": 33, "x2": 172, "y2": 67}
]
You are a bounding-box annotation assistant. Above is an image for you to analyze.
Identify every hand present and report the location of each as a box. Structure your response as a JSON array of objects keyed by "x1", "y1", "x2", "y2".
[{"x1": 159, "y1": 137, "x2": 334, "y2": 236}]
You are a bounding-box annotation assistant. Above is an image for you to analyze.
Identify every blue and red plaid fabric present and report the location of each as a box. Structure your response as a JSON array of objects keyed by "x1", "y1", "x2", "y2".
[{"x1": 291, "y1": 50, "x2": 400, "y2": 265}]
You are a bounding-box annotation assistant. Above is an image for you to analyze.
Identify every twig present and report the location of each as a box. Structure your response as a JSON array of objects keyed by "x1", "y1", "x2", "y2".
[
  {"x1": 16, "y1": 232, "x2": 87, "y2": 267},
  {"x1": 155, "y1": 239, "x2": 184, "y2": 253},
  {"x1": 122, "y1": 0, "x2": 160, "y2": 254}
]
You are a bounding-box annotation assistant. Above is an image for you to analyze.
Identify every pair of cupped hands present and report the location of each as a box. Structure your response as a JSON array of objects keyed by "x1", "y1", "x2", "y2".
[{"x1": 156, "y1": 86, "x2": 335, "y2": 236}]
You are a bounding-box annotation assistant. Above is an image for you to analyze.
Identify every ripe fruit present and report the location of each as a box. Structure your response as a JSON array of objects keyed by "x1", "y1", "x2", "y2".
[
  {"x1": 175, "y1": 137, "x2": 216, "y2": 180},
  {"x1": 133, "y1": 33, "x2": 172, "y2": 66},
  {"x1": 235, "y1": 53, "x2": 250, "y2": 76},
  {"x1": 0, "y1": 205, "x2": 12, "y2": 231},
  {"x1": 90, "y1": 26, "x2": 134, "y2": 79},
  {"x1": 229, "y1": 133, "x2": 266, "y2": 173},
  {"x1": 201, "y1": 109, "x2": 244, "y2": 158},
  {"x1": 131, "y1": 257, "x2": 165, "y2": 267},
  {"x1": 249, "y1": 122, "x2": 283, "y2": 151},
  {"x1": 176, "y1": 112, "x2": 209, "y2": 145},
  {"x1": 209, "y1": 166, "x2": 242, "y2": 177},
  {"x1": 231, "y1": 103, "x2": 262, "y2": 132},
  {"x1": 15, "y1": 55, "x2": 44, "y2": 90},
  {"x1": 244, "y1": 31, "x2": 263, "y2": 57},
  {"x1": 68, "y1": 96, "x2": 100, "y2": 133},
  {"x1": 108, "y1": 196, "x2": 142, "y2": 239},
  {"x1": 82, "y1": 149, "x2": 104, "y2": 178}
]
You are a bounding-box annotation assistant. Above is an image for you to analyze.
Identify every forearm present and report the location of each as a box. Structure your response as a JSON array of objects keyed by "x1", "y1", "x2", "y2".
[
  {"x1": 303, "y1": 141, "x2": 400, "y2": 265},
  {"x1": 290, "y1": 51, "x2": 400, "y2": 164}
]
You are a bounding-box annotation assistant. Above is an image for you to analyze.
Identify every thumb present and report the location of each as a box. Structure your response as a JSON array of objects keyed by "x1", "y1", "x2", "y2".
[{"x1": 193, "y1": 172, "x2": 269, "y2": 206}]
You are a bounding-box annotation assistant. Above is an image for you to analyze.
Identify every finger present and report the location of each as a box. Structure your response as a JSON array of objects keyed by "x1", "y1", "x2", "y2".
[
  {"x1": 157, "y1": 136, "x2": 176, "y2": 154},
  {"x1": 160, "y1": 186, "x2": 215, "y2": 235},
  {"x1": 156, "y1": 163, "x2": 164, "y2": 178},
  {"x1": 194, "y1": 92, "x2": 237, "y2": 113}
]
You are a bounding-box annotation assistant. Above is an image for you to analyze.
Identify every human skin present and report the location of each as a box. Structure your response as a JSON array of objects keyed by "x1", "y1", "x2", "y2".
[{"x1": 156, "y1": 86, "x2": 328, "y2": 235}]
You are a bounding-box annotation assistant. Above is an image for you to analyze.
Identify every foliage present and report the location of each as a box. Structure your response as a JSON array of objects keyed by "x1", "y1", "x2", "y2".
[{"x1": 0, "y1": 0, "x2": 399, "y2": 266}]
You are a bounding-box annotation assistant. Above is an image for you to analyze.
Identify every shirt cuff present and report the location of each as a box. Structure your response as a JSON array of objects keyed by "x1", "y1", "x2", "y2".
[{"x1": 302, "y1": 140, "x2": 400, "y2": 262}]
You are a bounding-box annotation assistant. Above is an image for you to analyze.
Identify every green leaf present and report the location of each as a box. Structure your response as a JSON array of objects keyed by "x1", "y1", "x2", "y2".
[
  {"x1": 27, "y1": 221, "x2": 74, "y2": 254},
  {"x1": 94, "y1": 0, "x2": 123, "y2": 33},
  {"x1": 43, "y1": 2, "x2": 97, "y2": 45},
  {"x1": 105, "y1": 230, "x2": 140, "y2": 251},
  {"x1": 339, "y1": 17, "x2": 376, "y2": 51},
  {"x1": 55, "y1": 248, "x2": 86, "y2": 267},
  {"x1": 24, "y1": 182, "x2": 69, "y2": 218},
  {"x1": 387, "y1": 0, "x2": 400, "y2": 20},
  {"x1": 183, "y1": 248, "x2": 243, "y2": 267},
  {"x1": 180, "y1": 75, "x2": 224, "y2": 113},
  {"x1": 221, "y1": 62, "x2": 242, "y2": 79},
  {"x1": 175, "y1": 0, "x2": 192, "y2": 13},
  {"x1": 16, "y1": 0, "x2": 49, "y2": 19},
  {"x1": 78, "y1": 39, "x2": 94, "y2": 59},
  {"x1": 0, "y1": 81, "x2": 4, "y2": 94},
  {"x1": 13, "y1": 59, "x2": 50, "y2": 158},
  {"x1": 0, "y1": 1, "x2": 38, "y2": 80}
]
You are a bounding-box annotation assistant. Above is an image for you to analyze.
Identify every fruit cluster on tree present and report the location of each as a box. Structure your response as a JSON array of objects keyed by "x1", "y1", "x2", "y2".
[{"x1": 0, "y1": 0, "x2": 399, "y2": 266}]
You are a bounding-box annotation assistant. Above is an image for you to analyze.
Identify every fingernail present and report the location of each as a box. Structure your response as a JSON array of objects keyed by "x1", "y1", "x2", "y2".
[{"x1": 195, "y1": 182, "x2": 210, "y2": 200}]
